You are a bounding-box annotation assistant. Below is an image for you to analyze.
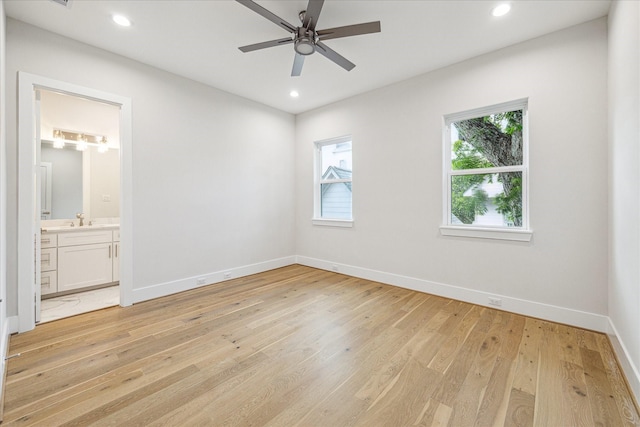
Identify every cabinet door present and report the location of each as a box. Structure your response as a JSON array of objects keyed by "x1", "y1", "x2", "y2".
[
  {"x1": 58, "y1": 243, "x2": 113, "y2": 292},
  {"x1": 113, "y1": 242, "x2": 120, "y2": 282}
]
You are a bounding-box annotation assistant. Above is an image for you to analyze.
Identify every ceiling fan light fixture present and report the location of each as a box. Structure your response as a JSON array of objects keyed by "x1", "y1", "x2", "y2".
[{"x1": 294, "y1": 38, "x2": 315, "y2": 55}]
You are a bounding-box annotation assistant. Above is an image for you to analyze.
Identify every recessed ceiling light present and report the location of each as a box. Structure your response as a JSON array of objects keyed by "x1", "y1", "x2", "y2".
[
  {"x1": 112, "y1": 14, "x2": 131, "y2": 27},
  {"x1": 290, "y1": 90, "x2": 299, "y2": 98},
  {"x1": 492, "y1": 4, "x2": 511, "y2": 17}
]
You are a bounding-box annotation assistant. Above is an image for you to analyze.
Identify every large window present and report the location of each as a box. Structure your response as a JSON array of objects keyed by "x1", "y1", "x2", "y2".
[
  {"x1": 313, "y1": 136, "x2": 353, "y2": 226},
  {"x1": 442, "y1": 99, "x2": 531, "y2": 241}
]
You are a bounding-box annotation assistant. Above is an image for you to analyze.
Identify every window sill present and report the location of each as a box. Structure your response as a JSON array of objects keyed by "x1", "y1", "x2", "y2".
[
  {"x1": 312, "y1": 218, "x2": 354, "y2": 228},
  {"x1": 440, "y1": 225, "x2": 532, "y2": 242}
]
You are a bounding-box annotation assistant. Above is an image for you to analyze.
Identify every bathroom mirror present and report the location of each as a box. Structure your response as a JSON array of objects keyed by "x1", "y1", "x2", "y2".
[{"x1": 40, "y1": 143, "x2": 120, "y2": 220}]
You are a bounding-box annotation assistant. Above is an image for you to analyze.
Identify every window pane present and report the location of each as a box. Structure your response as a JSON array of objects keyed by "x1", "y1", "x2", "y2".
[
  {"x1": 321, "y1": 142, "x2": 352, "y2": 179},
  {"x1": 451, "y1": 172, "x2": 522, "y2": 227},
  {"x1": 321, "y1": 182, "x2": 352, "y2": 219},
  {"x1": 451, "y1": 110, "x2": 523, "y2": 170}
]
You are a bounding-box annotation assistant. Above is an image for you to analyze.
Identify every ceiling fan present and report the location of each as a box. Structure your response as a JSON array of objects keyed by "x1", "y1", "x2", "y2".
[{"x1": 236, "y1": 0, "x2": 381, "y2": 76}]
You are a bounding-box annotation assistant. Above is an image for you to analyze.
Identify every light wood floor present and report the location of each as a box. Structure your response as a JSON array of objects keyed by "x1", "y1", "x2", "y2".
[{"x1": 3, "y1": 265, "x2": 639, "y2": 426}]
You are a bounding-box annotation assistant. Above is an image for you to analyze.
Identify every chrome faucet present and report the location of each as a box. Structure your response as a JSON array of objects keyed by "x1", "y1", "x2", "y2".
[{"x1": 76, "y1": 212, "x2": 85, "y2": 227}]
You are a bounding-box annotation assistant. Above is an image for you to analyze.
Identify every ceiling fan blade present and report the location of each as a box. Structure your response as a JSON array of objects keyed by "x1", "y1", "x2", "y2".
[
  {"x1": 302, "y1": 0, "x2": 324, "y2": 32},
  {"x1": 235, "y1": 0, "x2": 297, "y2": 33},
  {"x1": 291, "y1": 54, "x2": 305, "y2": 76},
  {"x1": 317, "y1": 21, "x2": 381, "y2": 41},
  {"x1": 315, "y1": 42, "x2": 355, "y2": 71},
  {"x1": 239, "y1": 37, "x2": 293, "y2": 53}
]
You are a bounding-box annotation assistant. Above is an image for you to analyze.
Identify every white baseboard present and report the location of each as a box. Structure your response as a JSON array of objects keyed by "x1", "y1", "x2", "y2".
[
  {"x1": 296, "y1": 256, "x2": 610, "y2": 333},
  {"x1": 607, "y1": 318, "x2": 640, "y2": 404},
  {"x1": 131, "y1": 256, "x2": 297, "y2": 303}
]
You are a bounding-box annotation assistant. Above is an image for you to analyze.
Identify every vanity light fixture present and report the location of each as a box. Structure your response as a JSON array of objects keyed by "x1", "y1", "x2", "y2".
[
  {"x1": 52, "y1": 129, "x2": 65, "y2": 149},
  {"x1": 51, "y1": 129, "x2": 110, "y2": 153},
  {"x1": 492, "y1": 3, "x2": 511, "y2": 17}
]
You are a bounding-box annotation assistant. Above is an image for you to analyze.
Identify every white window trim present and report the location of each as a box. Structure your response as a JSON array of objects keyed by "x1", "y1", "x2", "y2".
[
  {"x1": 313, "y1": 135, "x2": 353, "y2": 227},
  {"x1": 441, "y1": 99, "x2": 532, "y2": 242}
]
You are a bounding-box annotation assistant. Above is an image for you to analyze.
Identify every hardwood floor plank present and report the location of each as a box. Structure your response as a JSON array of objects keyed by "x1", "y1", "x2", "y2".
[
  {"x1": 511, "y1": 318, "x2": 543, "y2": 396},
  {"x1": 2, "y1": 265, "x2": 638, "y2": 427},
  {"x1": 560, "y1": 360, "x2": 595, "y2": 426},
  {"x1": 504, "y1": 388, "x2": 534, "y2": 427}
]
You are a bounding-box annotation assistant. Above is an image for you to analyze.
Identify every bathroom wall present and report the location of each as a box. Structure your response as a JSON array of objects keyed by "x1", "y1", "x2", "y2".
[{"x1": 40, "y1": 89, "x2": 121, "y2": 220}]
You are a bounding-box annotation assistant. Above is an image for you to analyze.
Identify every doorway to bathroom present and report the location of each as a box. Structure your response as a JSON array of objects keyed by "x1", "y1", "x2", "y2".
[
  {"x1": 38, "y1": 89, "x2": 121, "y2": 323},
  {"x1": 17, "y1": 72, "x2": 133, "y2": 333}
]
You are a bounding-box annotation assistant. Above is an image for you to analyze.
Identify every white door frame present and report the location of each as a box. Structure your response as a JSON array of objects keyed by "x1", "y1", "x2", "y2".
[{"x1": 17, "y1": 72, "x2": 133, "y2": 333}]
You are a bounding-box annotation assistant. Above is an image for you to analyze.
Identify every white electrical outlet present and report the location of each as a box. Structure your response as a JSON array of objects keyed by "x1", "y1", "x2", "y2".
[
  {"x1": 488, "y1": 297, "x2": 502, "y2": 307},
  {"x1": 196, "y1": 278, "x2": 206, "y2": 285},
  {"x1": 331, "y1": 265, "x2": 338, "y2": 272},
  {"x1": 224, "y1": 272, "x2": 232, "y2": 279}
]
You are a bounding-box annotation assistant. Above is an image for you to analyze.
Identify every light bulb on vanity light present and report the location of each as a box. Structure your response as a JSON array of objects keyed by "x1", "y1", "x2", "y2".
[
  {"x1": 98, "y1": 136, "x2": 109, "y2": 153},
  {"x1": 53, "y1": 129, "x2": 65, "y2": 149},
  {"x1": 76, "y1": 134, "x2": 88, "y2": 151}
]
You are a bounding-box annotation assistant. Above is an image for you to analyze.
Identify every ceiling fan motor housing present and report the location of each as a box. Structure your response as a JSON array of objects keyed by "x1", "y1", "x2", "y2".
[{"x1": 294, "y1": 27, "x2": 315, "y2": 55}]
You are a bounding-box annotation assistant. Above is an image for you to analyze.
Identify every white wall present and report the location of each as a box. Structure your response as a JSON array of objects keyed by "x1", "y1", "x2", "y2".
[
  {"x1": 296, "y1": 19, "x2": 609, "y2": 328},
  {"x1": 608, "y1": 0, "x2": 640, "y2": 400},
  {"x1": 5, "y1": 19, "x2": 296, "y2": 315},
  {"x1": 88, "y1": 147, "x2": 120, "y2": 218}
]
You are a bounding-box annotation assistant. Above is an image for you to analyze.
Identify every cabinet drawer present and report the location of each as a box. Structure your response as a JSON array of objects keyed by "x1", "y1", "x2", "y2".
[
  {"x1": 113, "y1": 229, "x2": 120, "y2": 242},
  {"x1": 58, "y1": 230, "x2": 113, "y2": 247},
  {"x1": 41, "y1": 234, "x2": 58, "y2": 248},
  {"x1": 41, "y1": 271, "x2": 57, "y2": 295},
  {"x1": 41, "y1": 248, "x2": 57, "y2": 272}
]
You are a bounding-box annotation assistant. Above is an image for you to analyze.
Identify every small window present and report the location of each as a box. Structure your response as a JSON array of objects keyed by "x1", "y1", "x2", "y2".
[
  {"x1": 313, "y1": 136, "x2": 352, "y2": 226},
  {"x1": 442, "y1": 99, "x2": 531, "y2": 241}
]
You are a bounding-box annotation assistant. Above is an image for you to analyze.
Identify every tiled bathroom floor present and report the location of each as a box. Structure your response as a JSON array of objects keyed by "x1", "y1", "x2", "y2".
[{"x1": 40, "y1": 286, "x2": 120, "y2": 323}]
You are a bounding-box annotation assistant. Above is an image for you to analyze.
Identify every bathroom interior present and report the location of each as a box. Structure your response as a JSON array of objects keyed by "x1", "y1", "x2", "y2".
[{"x1": 38, "y1": 89, "x2": 121, "y2": 323}]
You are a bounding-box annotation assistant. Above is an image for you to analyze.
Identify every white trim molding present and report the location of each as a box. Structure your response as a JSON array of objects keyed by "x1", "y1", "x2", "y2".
[
  {"x1": 17, "y1": 72, "x2": 133, "y2": 333},
  {"x1": 312, "y1": 218, "x2": 354, "y2": 228},
  {"x1": 440, "y1": 225, "x2": 533, "y2": 242}
]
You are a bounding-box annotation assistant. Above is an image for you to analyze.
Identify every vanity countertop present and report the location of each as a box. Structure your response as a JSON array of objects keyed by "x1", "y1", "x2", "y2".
[{"x1": 41, "y1": 224, "x2": 119, "y2": 233}]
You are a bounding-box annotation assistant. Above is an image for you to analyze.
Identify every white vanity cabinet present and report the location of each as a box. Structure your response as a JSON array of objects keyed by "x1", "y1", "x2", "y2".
[{"x1": 57, "y1": 230, "x2": 114, "y2": 292}]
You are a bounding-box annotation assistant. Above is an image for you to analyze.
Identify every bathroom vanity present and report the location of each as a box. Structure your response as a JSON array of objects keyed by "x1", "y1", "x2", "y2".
[{"x1": 40, "y1": 224, "x2": 120, "y2": 297}]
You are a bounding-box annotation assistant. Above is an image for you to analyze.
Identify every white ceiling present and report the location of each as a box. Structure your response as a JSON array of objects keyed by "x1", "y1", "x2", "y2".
[{"x1": 4, "y1": 0, "x2": 611, "y2": 114}]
